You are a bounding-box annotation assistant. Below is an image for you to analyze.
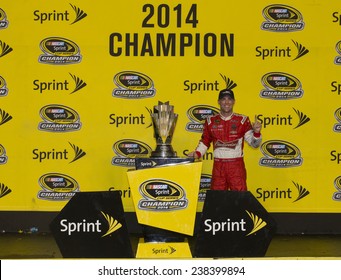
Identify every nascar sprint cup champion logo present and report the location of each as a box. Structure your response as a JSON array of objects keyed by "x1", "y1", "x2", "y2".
[
  {"x1": 260, "y1": 72, "x2": 304, "y2": 100},
  {"x1": 37, "y1": 173, "x2": 79, "y2": 201},
  {"x1": 112, "y1": 71, "x2": 156, "y2": 99},
  {"x1": 198, "y1": 174, "x2": 212, "y2": 202},
  {"x1": 186, "y1": 105, "x2": 219, "y2": 133},
  {"x1": 334, "y1": 41, "x2": 341, "y2": 65},
  {"x1": 138, "y1": 179, "x2": 188, "y2": 211},
  {"x1": 332, "y1": 176, "x2": 341, "y2": 201},
  {"x1": 333, "y1": 108, "x2": 341, "y2": 132},
  {"x1": 259, "y1": 140, "x2": 303, "y2": 168},
  {"x1": 0, "y1": 76, "x2": 9, "y2": 96},
  {"x1": 0, "y1": 144, "x2": 8, "y2": 164},
  {"x1": 0, "y1": 8, "x2": 9, "y2": 29},
  {"x1": 112, "y1": 139, "x2": 152, "y2": 167},
  {"x1": 38, "y1": 37, "x2": 82, "y2": 65},
  {"x1": 261, "y1": 4, "x2": 304, "y2": 32},
  {"x1": 38, "y1": 104, "x2": 82, "y2": 132}
]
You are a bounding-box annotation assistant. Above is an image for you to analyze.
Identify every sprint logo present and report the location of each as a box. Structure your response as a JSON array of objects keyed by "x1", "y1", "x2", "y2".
[
  {"x1": 0, "y1": 40, "x2": 13, "y2": 58},
  {"x1": 101, "y1": 211, "x2": 122, "y2": 237},
  {"x1": 204, "y1": 211, "x2": 267, "y2": 236},
  {"x1": 32, "y1": 142, "x2": 86, "y2": 163},
  {"x1": 70, "y1": 4, "x2": 87, "y2": 24},
  {"x1": 256, "y1": 40, "x2": 309, "y2": 61},
  {"x1": 59, "y1": 212, "x2": 122, "y2": 237},
  {"x1": 245, "y1": 211, "x2": 267, "y2": 236},
  {"x1": 292, "y1": 40, "x2": 309, "y2": 61},
  {"x1": 0, "y1": 183, "x2": 12, "y2": 199},
  {"x1": 292, "y1": 181, "x2": 310, "y2": 202},
  {"x1": 69, "y1": 73, "x2": 87, "y2": 93},
  {"x1": 256, "y1": 108, "x2": 310, "y2": 129},
  {"x1": 69, "y1": 142, "x2": 86, "y2": 163},
  {"x1": 33, "y1": 73, "x2": 87, "y2": 95},
  {"x1": 33, "y1": 4, "x2": 87, "y2": 25},
  {"x1": 0, "y1": 108, "x2": 12, "y2": 126},
  {"x1": 255, "y1": 181, "x2": 310, "y2": 202},
  {"x1": 152, "y1": 246, "x2": 176, "y2": 255},
  {"x1": 293, "y1": 108, "x2": 310, "y2": 128}
]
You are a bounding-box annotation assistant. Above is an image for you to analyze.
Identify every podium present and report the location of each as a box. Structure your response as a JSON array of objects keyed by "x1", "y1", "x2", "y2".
[
  {"x1": 50, "y1": 191, "x2": 133, "y2": 258},
  {"x1": 194, "y1": 190, "x2": 277, "y2": 258},
  {"x1": 127, "y1": 161, "x2": 202, "y2": 258}
]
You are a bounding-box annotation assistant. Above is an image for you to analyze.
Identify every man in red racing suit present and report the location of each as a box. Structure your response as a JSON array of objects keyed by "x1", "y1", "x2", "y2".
[{"x1": 189, "y1": 89, "x2": 262, "y2": 191}]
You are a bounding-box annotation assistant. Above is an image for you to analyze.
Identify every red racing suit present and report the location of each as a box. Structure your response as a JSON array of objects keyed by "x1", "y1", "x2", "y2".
[{"x1": 194, "y1": 113, "x2": 262, "y2": 191}]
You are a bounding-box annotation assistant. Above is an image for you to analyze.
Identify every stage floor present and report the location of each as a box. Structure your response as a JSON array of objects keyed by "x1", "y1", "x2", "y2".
[{"x1": 0, "y1": 233, "x2": 341, "y2": 259}]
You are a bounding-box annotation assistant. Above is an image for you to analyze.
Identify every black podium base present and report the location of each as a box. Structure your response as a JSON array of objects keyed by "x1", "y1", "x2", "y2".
[
  {"x1": 50, "y1": 191, "x2": 134, "y2": 258},
  {"x1": 194, "y1": 190, "x2": 277, "y2": 258},
  {"x1": 142, "y1": 225, "x2": 186, "y2": 243}
]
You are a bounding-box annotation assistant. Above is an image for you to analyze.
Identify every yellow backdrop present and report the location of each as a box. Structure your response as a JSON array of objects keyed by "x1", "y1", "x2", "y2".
[{"x1": 0, "y1": 1, "x2": 340, "y2": 213}]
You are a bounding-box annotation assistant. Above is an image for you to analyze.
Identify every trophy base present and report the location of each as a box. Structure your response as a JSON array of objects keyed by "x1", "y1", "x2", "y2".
[
  {"x1": 135, "y1": 157, "x2": 194, "y2": 170},
  {"x1": 150, "y1": 152, "x2": 177, "y2": 158},
  {"x1": 150, "y1": 144, "x2": 177, "y2": 158},
  {"x1": 136, "y1": 238, "x2": 192, "y2": 258}
]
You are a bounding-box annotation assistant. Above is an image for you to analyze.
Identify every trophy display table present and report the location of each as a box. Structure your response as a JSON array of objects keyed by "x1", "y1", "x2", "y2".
[
  {"x1": 135, "y1": 157, "x2": 194, "y2": 243},
  {"x1": 127, "y1": 161, "x2": 202, "y2": 258}
]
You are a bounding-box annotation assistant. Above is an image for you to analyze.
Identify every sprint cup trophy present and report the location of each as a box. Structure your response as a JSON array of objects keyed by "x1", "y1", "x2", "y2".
[
  {"x1": 135, "y1": 101, "x2": 193, "y2": 168},
  {"x1": 150, "y1": 101, "x2": 178, "y2": 158}
]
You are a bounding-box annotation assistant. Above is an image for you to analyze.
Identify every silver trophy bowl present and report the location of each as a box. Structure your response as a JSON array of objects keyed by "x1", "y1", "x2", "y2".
[{"x1": 150, "y1": 101, "x2": 178, "y2": 158}]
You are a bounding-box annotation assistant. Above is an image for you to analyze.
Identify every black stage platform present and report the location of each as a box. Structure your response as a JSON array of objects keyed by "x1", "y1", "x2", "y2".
[{"x1": 1, "y1": 232, "x2": 341, "y2": 259}]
